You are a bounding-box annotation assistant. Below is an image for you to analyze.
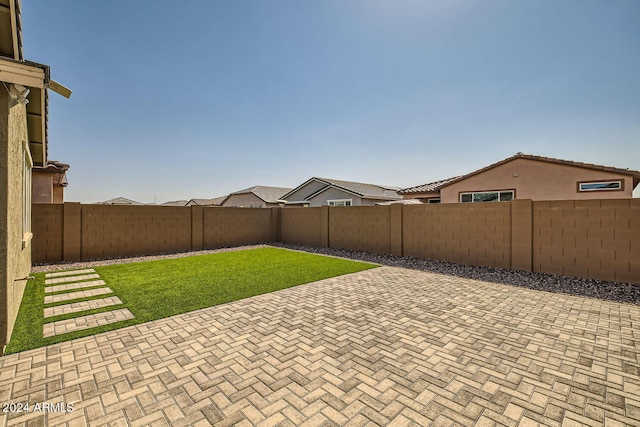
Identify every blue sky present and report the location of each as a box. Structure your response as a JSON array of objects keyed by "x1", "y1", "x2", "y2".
[{"x1": 22, "y1": 0, "x2": 640, "y2": 203}]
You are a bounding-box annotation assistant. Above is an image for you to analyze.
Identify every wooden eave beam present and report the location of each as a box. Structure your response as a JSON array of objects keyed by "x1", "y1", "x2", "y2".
[{"x1": 0, "y1": 58, "x2": 45, "y2": 87}]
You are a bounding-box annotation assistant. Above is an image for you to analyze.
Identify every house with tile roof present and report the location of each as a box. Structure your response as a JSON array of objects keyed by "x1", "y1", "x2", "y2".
[
  {"x1": 222, "y1": 186, "x2": 293, "y2": 208},
  {"x1": 281, "y1": 177, "x2": 402, "y2": 207},
  {"x1": 185, "y1": 196, "x2": 227, "y2": 207},
  {"x1": 400, "y1": 153, "x2": 640, "y2": 203},
  {"x1": 32, "y1": 160, "x2": 70, "y2": 203},
  {"x1": 96, "y1": 197, "x2": 144, "y2": 205},
  {"x1": 159, "y1": 200, "x2": 189, "y2": 206}
]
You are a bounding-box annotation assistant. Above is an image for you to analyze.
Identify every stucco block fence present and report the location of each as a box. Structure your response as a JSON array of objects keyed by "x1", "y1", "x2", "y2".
[{"x1": 33, "y1": 199, "x2": 640, "y2": 284}]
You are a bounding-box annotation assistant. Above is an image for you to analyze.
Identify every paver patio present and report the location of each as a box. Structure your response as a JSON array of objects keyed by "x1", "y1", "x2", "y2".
[{"x1": 1, "y1": 266, "x2": 639, "y2": 426}]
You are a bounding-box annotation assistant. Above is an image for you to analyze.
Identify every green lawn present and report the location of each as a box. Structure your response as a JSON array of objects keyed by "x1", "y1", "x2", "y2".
[{"x1": 6, "y1": 247, "x2": 377, "y2": 354}]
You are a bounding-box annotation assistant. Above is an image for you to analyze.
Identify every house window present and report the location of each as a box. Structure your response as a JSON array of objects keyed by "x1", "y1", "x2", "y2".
[
  {"x1": 578, "y1": 180, "x2": 623, "y2": 192},
  {"x1": 427, "y1": 198, "x2": 441, "y2": 204},
  {"x1": 460, "y1": 190, "x2": 514, "y2": 203},
  {"x1": 250, "y1": 204, "x2": 262, "y2": 208},
  {"x1": 23, "y1": 142, "x2": 33, "y2": 241},
  {"x1": 328, "y1": 199, "x2": 352, "y2": 207}
]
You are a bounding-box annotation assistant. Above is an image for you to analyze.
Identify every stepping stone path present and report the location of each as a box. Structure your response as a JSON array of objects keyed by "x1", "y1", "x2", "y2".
[{"x1": 42, "y1": 269, "x2": 134, "y2": 338}]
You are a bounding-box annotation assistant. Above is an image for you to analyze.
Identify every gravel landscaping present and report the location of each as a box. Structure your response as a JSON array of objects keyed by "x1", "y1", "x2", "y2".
[
  {"x1": 272, "y1": 243, "x2": 640, "y2": 306},
  {"x1": 33, "y1": 242, "x2": 639, "y2": 305}
]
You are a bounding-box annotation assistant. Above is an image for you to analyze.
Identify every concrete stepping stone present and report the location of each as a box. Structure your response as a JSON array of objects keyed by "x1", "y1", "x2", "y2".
[
  {"x1": 43, "y1": 308, "x2": 135, "y2": 337},
  {"x1": 45, "y1": 269, "x2": 96, "y2": 278},
  {"x1": 44, "y1": 296, "x2": 123, "y2": 318},
  {"x1": 45, "y1": 279, "x2": 106, "y2": 294},
  {"x1": 45, "y1": 274, "x2": 100, "y2": 285},
  {"x1": 44, "y1": 287, "x2": 113, "y2": 304}
]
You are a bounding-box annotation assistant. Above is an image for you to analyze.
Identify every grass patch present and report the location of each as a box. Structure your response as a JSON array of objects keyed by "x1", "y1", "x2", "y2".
[{"x1": 6, "y1": 247, "x2": 377, "y2": 354}]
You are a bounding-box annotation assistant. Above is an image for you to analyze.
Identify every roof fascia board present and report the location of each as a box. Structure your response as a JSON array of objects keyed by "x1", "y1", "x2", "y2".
[
  {"x1": 361, "y1": 195, "x2": 402, "y2": 201},
  {"x1": 305, "y1": 184, "x2": 361, "y2": 201},
  {"x1": 0, "y1": 58, "x2": 46, "y2": 87}
]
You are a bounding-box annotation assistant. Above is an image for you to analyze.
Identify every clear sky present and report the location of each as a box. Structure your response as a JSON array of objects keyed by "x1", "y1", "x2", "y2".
[{"x1": 22, "y1": 0, "x2": 640, "y2": 203}]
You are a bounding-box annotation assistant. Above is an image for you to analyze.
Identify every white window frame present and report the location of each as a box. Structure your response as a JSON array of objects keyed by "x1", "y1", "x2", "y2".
[
  {"x1": 328, "y1": 199, "x2": 352, "y2": 207},
  {"x1": 460, "y1": 190, "x2": 514, "y2": 203},
  {"x1": 578, "y1": 180, "x2": 623, "y2": 192}
]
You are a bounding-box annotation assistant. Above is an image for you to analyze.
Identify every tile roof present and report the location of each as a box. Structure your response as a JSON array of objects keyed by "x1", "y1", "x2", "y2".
[
  {"x1": 230, "y1": 186, "x2": 293, "y2": 204},
  {"x1": 97, "y1": 197, "x2": 143, "y2": 205},
  {"x1": 160, "y1": 200, "x2": 189, "y2": 206},
  {"x1": 398, "y1": 177, "x2": 461, "y2": 194},
  {"x1": 186, "y1": 196, "x2": 228, "y2": 206},
  {"x1": 283, "y1": 177, "x2": 402, "y2": 201}
]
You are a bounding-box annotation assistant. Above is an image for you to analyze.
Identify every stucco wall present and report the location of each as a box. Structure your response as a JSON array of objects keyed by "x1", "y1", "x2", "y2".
[
  {"x1": 32, "y1": 172, "x2": 52, "y2": 203},
  {"x1": 0, "y1": 89, "x2": 31, "y2": 351},
  {"x1": 53, "y1": 185, "x2": 64, "y2": 203},
  {"x1": 441, "y1": 158, "x2": 635, "y2": 203}
]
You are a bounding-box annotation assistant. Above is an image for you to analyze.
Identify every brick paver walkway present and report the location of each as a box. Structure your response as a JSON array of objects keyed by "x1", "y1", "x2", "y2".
[
  {"x1": 42, "y1": 269, "x2": 134, "y2": 339},
  {"x1": 43, "y1": 309, "x2": 135, "y2": 338},
  {"x1": 1, "y1": 266, "x2": 639, "y2": 426},
  {"x1": 44, "y1": 297, "x2": 124, "y2": 319}
]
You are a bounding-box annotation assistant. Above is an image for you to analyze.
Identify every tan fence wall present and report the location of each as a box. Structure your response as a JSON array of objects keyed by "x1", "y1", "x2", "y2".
[
  {"x1": 533, "y1": 199, "x2": 639, "y2": 283},
  {"x1": 32, "y1": 204, "x2": 280, "y2": 263},
  {"x1": 81, "y1": 205, "x2": 193, "y2": 260},
  {"x1": 203, "y1": 208, "x2": 279, "y2": 248},
  {"x1": 281, "y1": 208, "x2": 324, "y2": 246},
  {"x1": 32, "y1": 204, "x2": 64, "y2": 263},
  {"x1": 403, "y1": 202, "x2": 512, "y2": 268},
  {"x1": 329, "y1": 206, "x2": 392, "y2": 254},
  {"x1": 32, "y1": 200, "x2": 640, "y2": 284}
]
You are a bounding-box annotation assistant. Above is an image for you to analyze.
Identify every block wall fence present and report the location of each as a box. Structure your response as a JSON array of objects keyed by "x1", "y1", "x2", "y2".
[{"x1": 32, "y1": 199, "x2": 640, "y2": 284}]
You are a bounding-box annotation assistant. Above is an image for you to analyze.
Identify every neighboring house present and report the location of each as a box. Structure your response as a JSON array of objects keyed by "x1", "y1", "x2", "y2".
[
  {"x1": 0, "y1": 0, "x2": 70, "y2": 353},
  {"x1": 400, "y1": 153, "x2": 640, "y2": 203},
  {"x1": 222, "y1": 186, "x2": 292, "y2": 208},
  {"x1": 97, "y1": 197, "x2": 144, "y2": 205},
  {"x1": 160, "y1": 200, "x2": 188, "y2": 207},
  {"x1": 185, "y1": 196, "x2": 227, "y2": 207},
  {"x1": 281, "y1": 177, "x2": 402, "y2": 207},
  {"x1": 32, "y1": 160, "x2": 69, "y2": 203}
]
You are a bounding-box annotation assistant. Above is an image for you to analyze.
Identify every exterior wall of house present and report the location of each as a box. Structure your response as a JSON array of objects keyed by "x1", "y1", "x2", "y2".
[
  {"x1": 0, "y1": 90, "x2": 31, "y2": 352},
  {"x1": 441, "y1": 158, "x2": 635, "y2": 203},
  {"x1": 222, "y1": 193, "x2": 266, "y2": 208},
  {"x1": 306, "y1": 187, "x2": 363, "y2": 207},
  {"x1": 401, "y1": 191, "x2": 439, "y2": 201},
  {"x1": 32, "y1": 172, "x2": 53, "y2": 203},
  {"x1": 53, "y1": 185, "x2": 64, "y2": 203}
]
